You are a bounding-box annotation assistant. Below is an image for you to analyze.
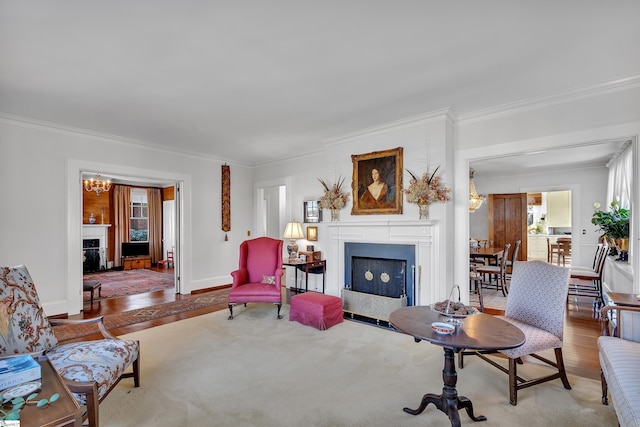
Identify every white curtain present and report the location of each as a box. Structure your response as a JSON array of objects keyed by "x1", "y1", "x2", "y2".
[{"x1": 606, "y1": 141, "x2": 632, "y2": 209}]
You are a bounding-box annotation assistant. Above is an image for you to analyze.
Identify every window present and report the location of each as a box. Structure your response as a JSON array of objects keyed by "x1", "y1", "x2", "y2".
[{"x1": 130, "y1": 189, "x2": 148, "y2": 242}]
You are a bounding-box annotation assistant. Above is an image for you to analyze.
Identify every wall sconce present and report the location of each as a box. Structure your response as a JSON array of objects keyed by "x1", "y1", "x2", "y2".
[
  {"x1": 283, "y1": 221, "x2": 304, "y2": 260},
  {"x1": 306, "y1": 226, "x2": 318, "y2": 241}
]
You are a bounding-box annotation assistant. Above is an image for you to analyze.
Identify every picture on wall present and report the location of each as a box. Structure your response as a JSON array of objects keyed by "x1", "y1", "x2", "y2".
[{"x1": 351, "y1": 147, "x2": 403, "y2": 215}]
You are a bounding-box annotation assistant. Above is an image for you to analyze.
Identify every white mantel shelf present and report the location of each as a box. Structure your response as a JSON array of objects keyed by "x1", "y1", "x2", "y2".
[{"x1": 326, "y1": 220, "x2": 444, "y2": 305}]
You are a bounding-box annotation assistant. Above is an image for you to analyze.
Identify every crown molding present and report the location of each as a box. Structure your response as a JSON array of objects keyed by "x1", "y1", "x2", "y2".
[
  {"x1": 323, "y1": 108, "x2": 455, "y2": 146},
  {"x1": 458, "y1": 74, "x2": 640, "y2": 125},
  {"x1": 0, "y1": 112, "x2": 250, "y2": 167}
]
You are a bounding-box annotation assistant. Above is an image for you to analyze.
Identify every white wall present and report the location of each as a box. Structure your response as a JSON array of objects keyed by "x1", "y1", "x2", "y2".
[
  {"x1": 253, "y1": 111, "x2": 455, "y2": 297},
  {"x1": 0, "y1": 117, "x2": 254, "y2": 315}
]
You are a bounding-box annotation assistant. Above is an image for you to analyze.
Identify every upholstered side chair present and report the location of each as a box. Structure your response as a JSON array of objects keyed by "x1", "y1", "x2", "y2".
[
  {"x1": 228, "y1": 237, "x2": 284, "y2": 319},
  {"x1": 0, "y1": 265, "x2": 140, "y2": 427},
  {"x1": 460, "y1": 260, "x2": 571, "y2": 405}
]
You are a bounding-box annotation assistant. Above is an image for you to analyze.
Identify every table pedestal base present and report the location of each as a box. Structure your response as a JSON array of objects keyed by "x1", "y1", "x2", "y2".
[{"x1": 403, "y1": 347, "x2": 486, "y2": 427}]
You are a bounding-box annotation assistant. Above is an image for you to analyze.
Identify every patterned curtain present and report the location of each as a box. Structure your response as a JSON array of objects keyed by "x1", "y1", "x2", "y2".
[
  {"x1": 147, "y1": 188, "x2": 163, "y2": 263},
  {"x1": 113, "y1": 185, "x2": 131, "y2": 267}
]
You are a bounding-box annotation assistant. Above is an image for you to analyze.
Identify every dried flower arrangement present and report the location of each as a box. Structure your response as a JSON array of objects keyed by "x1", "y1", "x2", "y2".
[
  {"x1": 403, "y1": 166, "x2": 451, "y2": 205},
  {"x1": 318, "y1": 176, "x2": 350, "y2": 210}
]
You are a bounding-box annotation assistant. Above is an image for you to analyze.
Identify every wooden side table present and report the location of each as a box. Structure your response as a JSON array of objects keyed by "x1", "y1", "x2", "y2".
[
  {"x1": 20, "y1": 358, "x2": 82, "y2": 427},
  {"x1": 283, "y1": 259, "x2": 326, "y2": 294}
]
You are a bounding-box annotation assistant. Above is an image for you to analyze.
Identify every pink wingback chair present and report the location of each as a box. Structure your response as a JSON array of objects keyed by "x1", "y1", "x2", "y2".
[{"x1": 228, "y1": 237, "x2": 284, "y2": 319}]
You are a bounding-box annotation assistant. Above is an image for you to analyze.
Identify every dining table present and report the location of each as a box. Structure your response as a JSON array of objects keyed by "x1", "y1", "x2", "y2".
[
  {"x1": 469, "y1": 246, "x2": 504, "y2": 265},
  {"x1": 389, "y1": 306, "x2": 525, "y2": 427}
]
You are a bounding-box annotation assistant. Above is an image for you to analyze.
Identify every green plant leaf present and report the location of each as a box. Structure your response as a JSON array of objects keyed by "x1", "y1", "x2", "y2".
[
  {"x1": 49, "y1": 393, "x2": 60, "y2": 402},
  {"x1": 36, "y1": 399, "x2": 49, "y2": 407},
  {"x1": 26, "y1": 392, "x2": 38, "y2": 401}
]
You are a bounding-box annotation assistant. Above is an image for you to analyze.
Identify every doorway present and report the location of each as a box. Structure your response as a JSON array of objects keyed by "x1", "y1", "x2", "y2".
[{"x1": 69, "y1": 160, "x2": 190, "y2": 315}]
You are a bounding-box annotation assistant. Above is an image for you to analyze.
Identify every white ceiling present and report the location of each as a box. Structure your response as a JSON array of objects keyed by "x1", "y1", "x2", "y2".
[{"x1": 2, "y1": 1, "x2": 639, "y2": 170}]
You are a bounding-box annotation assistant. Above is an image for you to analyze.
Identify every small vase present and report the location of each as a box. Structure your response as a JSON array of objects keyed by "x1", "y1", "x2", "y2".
[
  {"x1": 418, "y1": 203, "x2": 430, "y2": 220},
  {"x1": 330, "y1": 208, "x2": 340, "y2": 222}
]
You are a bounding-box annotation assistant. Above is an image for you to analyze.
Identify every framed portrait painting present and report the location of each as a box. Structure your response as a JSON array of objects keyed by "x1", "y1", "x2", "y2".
[{"x1": 351, "y1": 147, "x2": 403, "y2": 215}]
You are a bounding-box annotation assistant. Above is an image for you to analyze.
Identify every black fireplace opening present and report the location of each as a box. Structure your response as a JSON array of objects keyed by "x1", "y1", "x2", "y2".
[
  {"x1": 344, "y1": 242, "x2": 415, "y2": 306},
  {"x1": 83, "y1": 238, "x2": 100, "y2": 273},
  {"x1": 351, "y1": 257, "x2": 406, "y2": 299}
]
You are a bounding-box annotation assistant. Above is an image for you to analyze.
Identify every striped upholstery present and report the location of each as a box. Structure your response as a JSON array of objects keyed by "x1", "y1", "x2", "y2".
[{"x1": 598, "y1": 336, "x2": 640, "y2": 427}]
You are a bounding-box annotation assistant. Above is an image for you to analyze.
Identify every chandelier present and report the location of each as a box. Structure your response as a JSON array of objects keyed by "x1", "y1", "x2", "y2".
[
  {"x1": 84, "y1": 174, "x2": 111, "y2": 196},
  {"x1": 469, "y1": 168, "x2": 485, "y2": 212}
]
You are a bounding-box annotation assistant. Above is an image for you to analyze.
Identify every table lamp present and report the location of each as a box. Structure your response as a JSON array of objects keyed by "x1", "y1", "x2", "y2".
[{"x1": 283, "y1": 221, "x2": 304, "y2": 260}]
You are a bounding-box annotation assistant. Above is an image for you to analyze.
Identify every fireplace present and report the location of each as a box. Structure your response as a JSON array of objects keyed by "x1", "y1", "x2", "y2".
[
  {"x1": 83, "y1": 238, "x2": 100, "y2": 273},
  {"x1": 326, "y1": 221, "x2": 444, "y2": 311},
  {"x1": 342, "y1": 242, "x2": 415, "y2": 322}
]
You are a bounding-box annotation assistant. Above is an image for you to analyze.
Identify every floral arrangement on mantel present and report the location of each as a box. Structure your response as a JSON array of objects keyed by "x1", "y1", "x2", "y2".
[
  {"x1": 318, "y1": 176, "x2": 350, "y2": 220},
  {"x1": 403, "y1": 166, "x2": 451, "y2": 219}
]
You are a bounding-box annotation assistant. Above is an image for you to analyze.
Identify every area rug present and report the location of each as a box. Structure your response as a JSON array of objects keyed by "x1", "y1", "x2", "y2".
[
  {"x1": 99, "y1": 304, "x2": 617, "y2": 427},
  {"x1": 82, "y1": 269, "x2": 175, "y2": 301},
  {"x1": 53, "y1": 288, "x2": 230, "y2": 341}
]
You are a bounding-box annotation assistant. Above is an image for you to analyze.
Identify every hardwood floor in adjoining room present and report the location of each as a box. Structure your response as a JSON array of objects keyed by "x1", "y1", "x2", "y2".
[{"x1": 75, "y1": 268, "x2": 605, "y2": 382}]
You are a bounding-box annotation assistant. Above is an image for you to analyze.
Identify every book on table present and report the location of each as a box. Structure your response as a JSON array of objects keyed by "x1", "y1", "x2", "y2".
[{"x1": 0, "y1": 354, "x2": 41, "y2": 391}]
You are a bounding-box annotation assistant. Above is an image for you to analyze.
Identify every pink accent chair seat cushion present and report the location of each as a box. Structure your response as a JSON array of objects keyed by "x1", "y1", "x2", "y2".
[{"x1": 289, "y1": 292, "x2": 343, "y2": 330}]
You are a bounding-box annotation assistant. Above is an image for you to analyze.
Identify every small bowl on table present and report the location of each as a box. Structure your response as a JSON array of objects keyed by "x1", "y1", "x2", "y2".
[{"x1": 431, "y1": 321, "x2": 456, "y2": 334}]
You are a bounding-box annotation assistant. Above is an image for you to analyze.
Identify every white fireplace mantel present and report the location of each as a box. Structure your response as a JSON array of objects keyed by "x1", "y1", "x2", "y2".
[
  {"x1": 326, "y1": 221, "x2": 445, "y2": 305},
  {"x1": 82, "y1": 224, "x2": 111, "y2": 269}
]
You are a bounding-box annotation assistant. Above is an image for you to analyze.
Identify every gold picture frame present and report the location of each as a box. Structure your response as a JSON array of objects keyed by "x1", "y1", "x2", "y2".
[{"x1": 351, "y1": 147, "x2": 403, "y2": 215}]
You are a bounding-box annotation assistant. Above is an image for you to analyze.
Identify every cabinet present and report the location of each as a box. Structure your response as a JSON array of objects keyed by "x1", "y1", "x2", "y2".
[
  {"x1": 122, "y1": 256, "x2": 151, "y2": 270},
  {"x1": 546, "y1": 191, "x2": 572, "y2": 227}
]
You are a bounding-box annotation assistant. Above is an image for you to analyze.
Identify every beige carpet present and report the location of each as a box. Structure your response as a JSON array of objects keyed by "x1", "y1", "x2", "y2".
[{"x1": 101, "y1": 304, "x2": 617, "y2": 426}]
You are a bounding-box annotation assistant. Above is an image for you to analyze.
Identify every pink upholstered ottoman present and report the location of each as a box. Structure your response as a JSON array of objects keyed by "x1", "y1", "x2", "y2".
[{"x1": 289, "y1": 292, "x2": 343, "y2": 330}]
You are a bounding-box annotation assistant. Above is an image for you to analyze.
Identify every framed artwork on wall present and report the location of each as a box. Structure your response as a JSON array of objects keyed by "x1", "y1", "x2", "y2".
[
  {"x1": 351, "y1": 147, "x2": 403, "y2": 215},
  {"x1": 303, "y1": 200, "x2": 322, "y2": 223}
]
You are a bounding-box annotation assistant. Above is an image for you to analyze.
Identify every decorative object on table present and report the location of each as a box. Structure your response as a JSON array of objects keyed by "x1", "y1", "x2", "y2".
[
  {"x1": 591, "y1": 200, "x2": 629, "y2": 260},
  {"x1": 221, "y1": 164, "x2": 231, "y2": 241},
  {"x1": 303, "y1": 200, "x2": 322, "y2": 223},
  {"x1": 431, "y1": 285, "x2": 478, "y2": 325},
  {"x1": 318, "y1": 176, "x2": 350, "y2": 221},
  {"x1": 83, "y1": 173, "x2": 111, "y2": 196},
  {"x1": 283, "y1": 221, "x2": 304, "y2": 260},
  {"x1": 431, "y1": 322, "x2": 455, "y2": 335},
  {"x1": 299, "y1": 250, "x2": 321, "y2": 262},
  {"x1": 403, "y1": 165, "x2": 451, "y2": 219},
  {"x1": 306, "y1": 245, "x2": 314, "y2": 251},
  {"x1": 0, "y1": 355, "x2": 41, "y2": 391},
  {"x1": 89, "y1": 213, "x2": 96, "y2": 224},
  {"x1": 351, "y1": 147, "x2": 403, "y2": 215},
  {"x1": 0, "y1": 381, "x2": 60, "y2": 421},
  {"x1": 468, "y1": 168, "x2": 486, "y2": 212}
]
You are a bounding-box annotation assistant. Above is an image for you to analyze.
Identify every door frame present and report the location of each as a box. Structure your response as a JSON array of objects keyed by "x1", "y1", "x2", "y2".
[{"x1": 67, "y1": 160, "x2": 191, "y2": 315}]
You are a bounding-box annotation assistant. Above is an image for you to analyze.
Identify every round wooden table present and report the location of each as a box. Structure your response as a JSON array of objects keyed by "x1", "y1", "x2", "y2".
[{"x1": 389, "y1": 306, "x2": 525, "y2": 427}]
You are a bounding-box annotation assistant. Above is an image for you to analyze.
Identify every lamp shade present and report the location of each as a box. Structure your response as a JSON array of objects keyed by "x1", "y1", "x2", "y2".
[{"x1": 283, "y1": 222, "x2": 304, "y2": 239}]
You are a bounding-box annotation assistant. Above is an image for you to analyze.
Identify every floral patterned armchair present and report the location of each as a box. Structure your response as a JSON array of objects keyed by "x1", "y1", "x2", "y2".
[
  {"x1": 0, "y1": 265, "x2": 140, "y2": 427},
  {"x1": 228, "y1": 237, "x2": 284, "y2": 319}
]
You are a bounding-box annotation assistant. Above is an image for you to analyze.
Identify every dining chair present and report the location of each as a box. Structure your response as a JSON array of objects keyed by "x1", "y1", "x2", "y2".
[
  {"x1": 568, "y1": 244, "x2": 608, "y2": 304},
  {"x1": 469, "y1": 264, "x2": 484, "y2": 312},
  {"x1": 556, "y1": 237, "x2": 572, "y2": 266},
  {"x1": 460, "y1": 260, "x2": 572, "y2": 405},
  {"x1": 547, "y1": 238, "x2": 561, "y2": 264},
  {"x1": 505, "y1": 240, "x2": 521, "y2": 280},
  {"x1": 476, "y1": 243, "x2": 511, "y2": 296}
]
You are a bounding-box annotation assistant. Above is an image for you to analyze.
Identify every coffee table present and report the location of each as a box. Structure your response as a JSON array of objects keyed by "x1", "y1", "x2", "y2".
[{"x1": 389, "y1": 306, "x2": 525, "y2": 427}]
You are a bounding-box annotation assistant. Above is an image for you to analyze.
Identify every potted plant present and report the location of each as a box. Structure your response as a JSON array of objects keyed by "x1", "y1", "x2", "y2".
[{"x1": 591, "y1": 201, "x2": 630, "y2": 260}]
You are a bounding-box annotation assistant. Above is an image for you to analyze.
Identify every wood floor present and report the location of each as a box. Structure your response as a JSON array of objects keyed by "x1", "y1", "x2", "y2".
[{"x1": 76, "y1": 266, "x2": 605, "y2": 381}]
